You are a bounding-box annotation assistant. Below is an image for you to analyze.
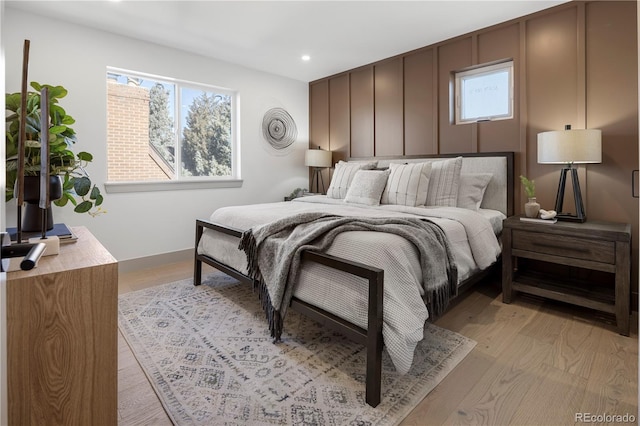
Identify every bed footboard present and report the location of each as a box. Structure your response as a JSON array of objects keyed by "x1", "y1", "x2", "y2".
[{"x1": 194, "y1": 219, "x2": 385, "y2": 407}]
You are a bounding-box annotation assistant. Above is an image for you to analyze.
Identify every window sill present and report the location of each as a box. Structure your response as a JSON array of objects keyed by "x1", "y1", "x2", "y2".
[{"x1": 104, "y1": 179, "x2": 243, "y2": 193}]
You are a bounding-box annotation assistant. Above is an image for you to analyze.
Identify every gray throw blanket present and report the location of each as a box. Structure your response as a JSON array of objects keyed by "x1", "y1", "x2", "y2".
[{"x1": 238, "y1": 212, "x2": 457, "y2": 341}]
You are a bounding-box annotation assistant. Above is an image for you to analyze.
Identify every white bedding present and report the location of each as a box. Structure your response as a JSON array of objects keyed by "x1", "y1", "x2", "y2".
[{"x1": 198, "y1": 195, "x2": 502, "y2": 374}]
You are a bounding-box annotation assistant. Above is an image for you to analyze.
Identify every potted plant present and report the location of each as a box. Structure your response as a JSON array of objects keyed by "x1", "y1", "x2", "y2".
[
  {"x1": 6, "y1": 82, "x2": 104, "y2": 231},
  {"x1": 519, "y1": 175, "x2": 539, "y2": 218}
]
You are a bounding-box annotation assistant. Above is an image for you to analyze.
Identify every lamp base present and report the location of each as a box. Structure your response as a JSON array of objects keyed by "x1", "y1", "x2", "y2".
[
  {"x1": 311, "y1": 167, "x2": 326, "y2": 194},
  {"x1": 555, "y1": 213, "x2": 586, "y2": 223},
  {"x1": 554, "y1": 166, "x2": 586, "y2": 223}
]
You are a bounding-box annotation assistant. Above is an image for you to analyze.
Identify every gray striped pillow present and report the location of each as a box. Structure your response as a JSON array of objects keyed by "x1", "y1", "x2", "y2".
[
  {"x1": 326, "y1": 161, "x2": 377, "y2": 199},
  {"x1": 381, "y1": 162, "x2": 432, "y2": 206},
  {"x1": 426, "y1": 156, "x2": 463, "y2": 207}
]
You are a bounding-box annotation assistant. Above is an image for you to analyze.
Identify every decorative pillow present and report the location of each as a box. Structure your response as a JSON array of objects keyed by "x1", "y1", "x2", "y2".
[
  {"x1": 344, "y1": 170, "x2": 390, "y2": 206},
  {"x1": 457, "y1": 173, "x2": 493, "y2": 211},
  {"x1": 426, "y1": 156, "x2": 463, "y2": 207},
  {"x1": 326, "y1": 160, "x2": 377, "y2": 199},
  {"x1": 381, "y1": 162, "x2": 432, "y2": 207}
]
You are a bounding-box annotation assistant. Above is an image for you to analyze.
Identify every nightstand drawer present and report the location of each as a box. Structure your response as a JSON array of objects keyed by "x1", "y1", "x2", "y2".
[{"x1": 512, "y1": 229, "x2": 615, "y2": 264}]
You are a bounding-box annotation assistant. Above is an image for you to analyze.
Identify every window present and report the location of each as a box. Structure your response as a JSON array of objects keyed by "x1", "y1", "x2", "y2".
[
  {"x1": 454, "y1": 60, "x2": 514, "y2": 124},
  {"x1": 106, "y1": 68, "x2": 238, "y2": 189}
]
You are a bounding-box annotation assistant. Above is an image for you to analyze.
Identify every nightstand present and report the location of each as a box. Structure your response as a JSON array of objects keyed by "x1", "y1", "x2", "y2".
[{"x1": 502, "y1": 216, "x2": 631, "y2": 335}]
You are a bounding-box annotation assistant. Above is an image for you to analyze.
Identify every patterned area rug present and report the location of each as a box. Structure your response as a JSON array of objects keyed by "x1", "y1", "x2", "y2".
[{"x1": 118, "y1": 272, "x2": 476, "y2": 425}]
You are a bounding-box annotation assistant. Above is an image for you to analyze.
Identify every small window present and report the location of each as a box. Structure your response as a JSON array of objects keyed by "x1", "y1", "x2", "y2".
[
  {"x1": 454, "y1": 60, "x2": 514, "y2": 124},
  {"x1": 106, "y1": 68, "x2": 237, "y2": 183}
]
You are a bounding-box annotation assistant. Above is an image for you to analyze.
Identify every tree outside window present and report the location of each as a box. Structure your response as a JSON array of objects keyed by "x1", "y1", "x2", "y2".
[{"x1": 106, "y1": 70, "x2": 236, "y2": 182}]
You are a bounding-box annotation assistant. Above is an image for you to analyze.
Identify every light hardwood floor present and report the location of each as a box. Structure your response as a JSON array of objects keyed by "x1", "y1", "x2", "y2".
[{"x1": 118, "y1": 260, "x2": 638, "y2": 425}]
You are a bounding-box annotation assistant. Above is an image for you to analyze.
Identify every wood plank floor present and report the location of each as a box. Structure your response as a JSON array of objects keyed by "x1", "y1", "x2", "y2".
[{"x1": 117, "y1": 260, "x2": 638, "y2": 425}]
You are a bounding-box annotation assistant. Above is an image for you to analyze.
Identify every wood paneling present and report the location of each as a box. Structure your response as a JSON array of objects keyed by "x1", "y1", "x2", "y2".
[
  {"x1": 307, "y1": 1, "x2": 638, "y2": 300},
  {"x1": 584, "y1": 0, "x2": 638, "y2": 296},
  {"x1": 438, "y1": 37, "x2": 473, "y2": 154},
  {"x1": 477, "y1": 24, "x2": 520, "y2": 154},
  {"x1": 525, "y1": 6, "x2": 580, "y2": 214},
  {"x1": 310, "y1": 81, "x2": 329, "y2": 189},
  {"x1": 374, "y1": 58, "x2": 404, "y2": 156},
  {"x1": 350, "y1": 67, "x2": 375, "y2": 157},
  {"x1": 329, "y1": 74, "x2": 350, "y2": 163},
  {"x1": 404, "y1": 49, "x2": 436, "y2": 155},
  {"x1": 310, "y1": 80, "x2": 329, "y2": 149}
]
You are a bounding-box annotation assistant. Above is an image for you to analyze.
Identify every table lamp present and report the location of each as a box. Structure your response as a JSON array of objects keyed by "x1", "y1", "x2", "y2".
[
  {"x1": 305, "y1": 147, "x2": 332, "y2": 194},
  {"x1": 537, "y1": 124, "x2": 602, "y2": 222}
]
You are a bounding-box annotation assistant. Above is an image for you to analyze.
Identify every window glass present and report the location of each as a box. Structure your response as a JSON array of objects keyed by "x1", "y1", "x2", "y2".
[
  {"x1": 454, "y1": 61, "x2": 513, "y2": 124},
  {"x1": 106, "y1": 69, "x2": 236, "y2": 182}
]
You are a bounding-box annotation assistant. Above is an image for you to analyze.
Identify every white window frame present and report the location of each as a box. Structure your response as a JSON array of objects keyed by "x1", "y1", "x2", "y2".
[
  {"x1": 454, "y1": 60, "x2": 514, "y2": 125},
  {"x1": 104, "y1": 67, "x2": 241, "y2": 193}
]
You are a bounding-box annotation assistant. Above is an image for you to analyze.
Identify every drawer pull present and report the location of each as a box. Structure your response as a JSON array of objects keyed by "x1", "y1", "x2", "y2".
[{"x1": 532, "y1": 242, "x2": 589, "y2": 253}]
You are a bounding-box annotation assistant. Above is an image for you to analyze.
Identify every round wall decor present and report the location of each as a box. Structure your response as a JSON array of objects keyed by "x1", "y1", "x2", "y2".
[{"x1": 262, "y1": 107, "x2": 297, "y2": 150}]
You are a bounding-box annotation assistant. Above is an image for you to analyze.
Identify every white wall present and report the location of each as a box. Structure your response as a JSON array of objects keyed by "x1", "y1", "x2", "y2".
[{"x1": 4, "y1": 7, "x2": 309, "y2": 262}]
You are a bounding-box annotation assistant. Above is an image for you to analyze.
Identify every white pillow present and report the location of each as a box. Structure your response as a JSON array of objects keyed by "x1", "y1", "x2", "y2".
[
  {"x1": 457, "y1": 173, "x2": 493, "y2": 211},
  {"x1": 426, "y1": 156, "x2": 463, "y2": 207},
  {"x1": 326, "y1": 160, "x2": 377, "y2": 199},
  {"x1": 344, "y1": 170, "x2": 390, "y2": 206},
  {"x1": 381, "y1": 162, "x2": 432, "y2": 207}
]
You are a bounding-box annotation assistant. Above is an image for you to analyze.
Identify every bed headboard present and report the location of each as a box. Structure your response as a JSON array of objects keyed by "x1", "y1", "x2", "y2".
[{"x1": 348, "y1": 152, "x2": 514, "y2": 217}]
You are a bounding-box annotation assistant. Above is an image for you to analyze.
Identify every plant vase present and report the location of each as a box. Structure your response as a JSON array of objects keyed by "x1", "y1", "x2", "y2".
[
  {"x1": 524, "y1": 197, "x2": 540, "y2": 218},
  {"x1": 21, "y1": 175, "x2": 63, "y2": 232}
]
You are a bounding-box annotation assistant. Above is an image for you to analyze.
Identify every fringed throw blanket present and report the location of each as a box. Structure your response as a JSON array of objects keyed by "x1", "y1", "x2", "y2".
[{"x1": 238, "y1": 211, "x2": 457, "y2": 341}]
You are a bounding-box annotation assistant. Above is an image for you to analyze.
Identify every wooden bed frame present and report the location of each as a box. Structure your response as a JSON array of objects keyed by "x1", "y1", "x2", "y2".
[{"x1": 193, "y1": 151, "x2": 514, "y2": 407}]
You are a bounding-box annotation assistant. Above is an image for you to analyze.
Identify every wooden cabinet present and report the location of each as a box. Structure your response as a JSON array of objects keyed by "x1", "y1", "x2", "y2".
[
  {"x1": 502, "y1": 216, "x2": 631, "y2": 335},
  {"x1": 7, "y1": 226, "x2": 118, "y2": 425}
]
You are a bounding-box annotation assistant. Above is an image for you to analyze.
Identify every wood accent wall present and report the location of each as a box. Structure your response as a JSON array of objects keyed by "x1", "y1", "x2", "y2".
[{"x1": 309, "y1": 1, "x2": 639, "y2": 303}]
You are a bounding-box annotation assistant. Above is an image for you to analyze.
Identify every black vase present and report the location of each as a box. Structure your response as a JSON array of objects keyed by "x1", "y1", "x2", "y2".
[{"x1": 21, "y1": 175, "x2": 63, "y2": 232}]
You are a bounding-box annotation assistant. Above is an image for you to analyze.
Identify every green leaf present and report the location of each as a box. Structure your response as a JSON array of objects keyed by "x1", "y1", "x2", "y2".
[
  {"x1": 90, "y1": 186, "x2": 101, "y2": 200},
  {"x1": 61, "y1": 115, "x2": 75, "y2": 125},
  {"x1": 5, "y1": 93, "x2": 21, "y2": 111},
  {"x1": 47, "y1": 85, "x2": 68, "y2": 100},
  {"x1": 27, "y1": 94, "x2": 40, "y2": 111},
  {"x1": 95, "y1": 194, "x2": 104, "y2": 206},
  {"x1": 74, "y1": 201, "x2": 92, "y2": 213},
  {"x1": 49, "y1": 125, "x2": 67, "y2": 135},
  {"x1": 63, "y1": 177, "x2": 74, "y2": 191},
  {"x1": 73, "y1": 176, "x2": 91, "y2": 196},
  {"x1": 54, "y1": 195, "x2": 69, "y2": 207},
  {"x1": 77, "y1": 151, "x2": 93, "y2": 162}
]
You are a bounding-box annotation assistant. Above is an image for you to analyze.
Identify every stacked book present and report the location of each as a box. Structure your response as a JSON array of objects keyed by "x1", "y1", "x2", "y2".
[
  {"x1": 7, "y1": 223, "x2": 78, "y2": 244},
  {"x1": 519, "y1": 216, "x2": 557, "y2": 224}
]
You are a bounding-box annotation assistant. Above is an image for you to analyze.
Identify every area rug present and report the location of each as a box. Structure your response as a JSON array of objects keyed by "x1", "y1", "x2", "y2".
[{"x1": 118, "y1": 272, "x2": 476, "y2": 425}]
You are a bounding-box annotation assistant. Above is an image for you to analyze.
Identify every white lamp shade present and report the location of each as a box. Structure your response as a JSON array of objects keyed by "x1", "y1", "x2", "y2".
[
  {"x1": 305, "y1": 149, "x2": 332, "y2": 168},
  {"x1": 538, "y1": 128, "x2": 602, "y2": 164}
]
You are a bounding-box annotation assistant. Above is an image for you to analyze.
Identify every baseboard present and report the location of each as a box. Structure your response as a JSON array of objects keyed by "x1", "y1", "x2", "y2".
[{"x1": 118, "y1": 248, "x2": 192, "y2": 273}]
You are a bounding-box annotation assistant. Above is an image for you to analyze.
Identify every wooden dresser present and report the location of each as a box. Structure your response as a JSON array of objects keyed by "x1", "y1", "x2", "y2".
[
  {"x1": 502, "y1": 216, "x2": 631, "y2": 336},
  {"x1": 6, "y1": 226, "x2": 118, "y2": 425}
]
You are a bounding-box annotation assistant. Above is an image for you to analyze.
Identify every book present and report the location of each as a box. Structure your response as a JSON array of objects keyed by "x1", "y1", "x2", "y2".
[
  {"x1": 519, "y1": 217, "x2": 557, "y2": 224},
  {"x1": 7, "y1": 223, "x2": 75, "y2": 242}
]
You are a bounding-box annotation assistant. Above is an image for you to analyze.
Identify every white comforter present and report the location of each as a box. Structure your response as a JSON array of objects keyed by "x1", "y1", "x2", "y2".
[{"x1": 198, "y1": 195, "x2": 502, "y2": 374}]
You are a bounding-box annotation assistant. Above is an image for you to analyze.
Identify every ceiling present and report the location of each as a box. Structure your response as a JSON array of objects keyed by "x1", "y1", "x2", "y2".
[{"x1": 6, "y1": 1, "x2": 569, "y2": 82}]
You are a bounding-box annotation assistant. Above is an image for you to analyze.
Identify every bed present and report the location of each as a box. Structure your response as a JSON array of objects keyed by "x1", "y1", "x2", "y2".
[{"x1": 194, "y1": 152, "x2": 514, "y2": 407}]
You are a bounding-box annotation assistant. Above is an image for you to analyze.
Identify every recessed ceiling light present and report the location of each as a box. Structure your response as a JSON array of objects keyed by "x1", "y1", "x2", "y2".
[{"x1": 301, "y1": 55, "x2": 311, "y2": 62}]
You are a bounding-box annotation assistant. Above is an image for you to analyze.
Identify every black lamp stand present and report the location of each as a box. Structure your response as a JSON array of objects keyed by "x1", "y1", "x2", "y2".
[{"x1": 554, "y1": 164, "x2": 586, "y2": 222}]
